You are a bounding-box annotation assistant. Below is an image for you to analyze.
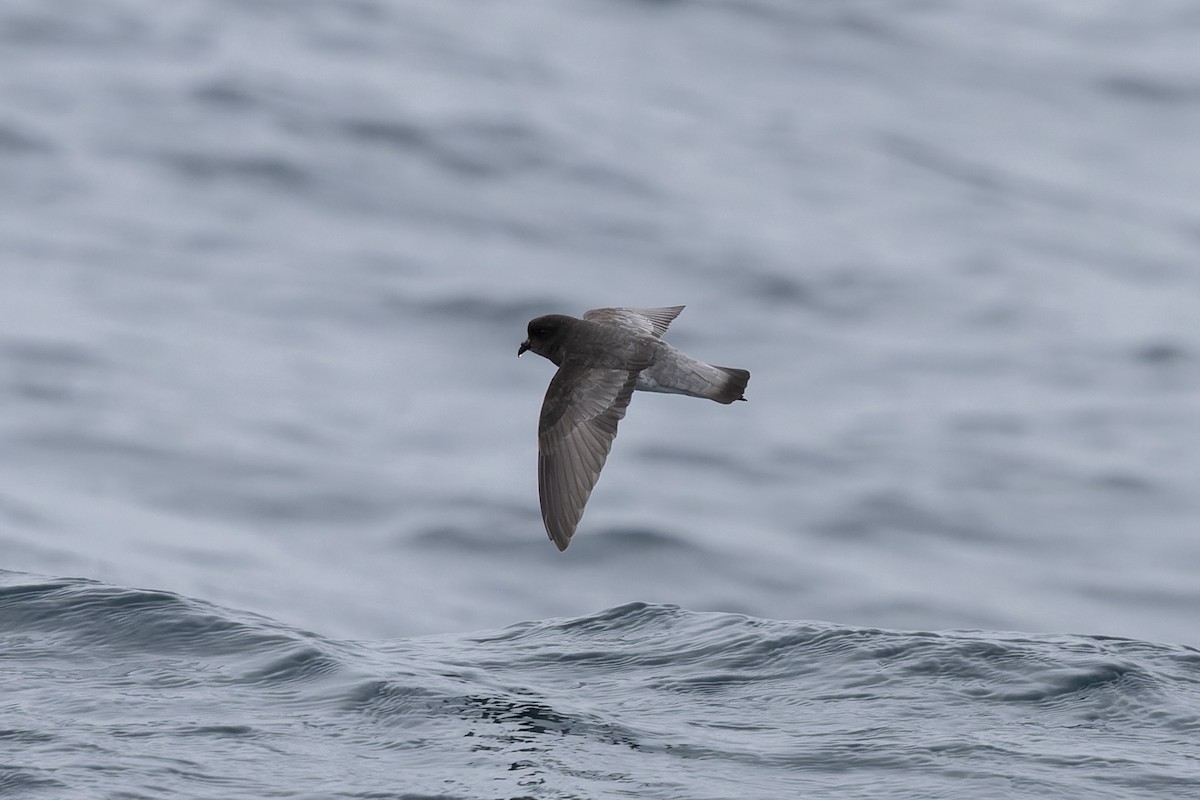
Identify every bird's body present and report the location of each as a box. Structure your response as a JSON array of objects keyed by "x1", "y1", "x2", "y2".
[{"x1": 519, "y1": 305, "x2": 749, "y2": 550}]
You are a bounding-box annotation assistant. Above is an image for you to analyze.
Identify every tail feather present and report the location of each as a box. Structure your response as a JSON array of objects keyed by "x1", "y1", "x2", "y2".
[
  {"x1": 712, "y1": 366, "x2": 750, "y2": 404},
  {"x1": 635, "y1": 350, "x2": 750, "y2": 404}
]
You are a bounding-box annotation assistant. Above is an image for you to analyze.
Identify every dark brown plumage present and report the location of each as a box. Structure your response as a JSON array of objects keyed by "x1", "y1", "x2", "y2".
[{"x1": 519, "y1": 305, "x2": 749, "y2": 550}]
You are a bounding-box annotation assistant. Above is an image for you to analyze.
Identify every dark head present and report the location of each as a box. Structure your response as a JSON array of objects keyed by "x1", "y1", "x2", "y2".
[{"x1": 518, "y1": 314, "x2": 573, "y2": 365}]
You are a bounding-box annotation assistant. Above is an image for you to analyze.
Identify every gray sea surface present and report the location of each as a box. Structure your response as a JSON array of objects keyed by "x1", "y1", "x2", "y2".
[{"x1": 2, "y1": 0, "x2": 1199, "y2": 797}]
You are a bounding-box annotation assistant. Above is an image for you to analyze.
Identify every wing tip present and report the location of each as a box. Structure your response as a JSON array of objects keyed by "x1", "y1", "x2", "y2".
[{"x1": 544, "y1": 513, "x2": 575, "y2": 551}]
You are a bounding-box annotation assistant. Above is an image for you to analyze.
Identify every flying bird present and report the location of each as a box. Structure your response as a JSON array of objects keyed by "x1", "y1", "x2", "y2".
[{"x1": 518, "y1": 305, "x2": 749, "y2": 551}]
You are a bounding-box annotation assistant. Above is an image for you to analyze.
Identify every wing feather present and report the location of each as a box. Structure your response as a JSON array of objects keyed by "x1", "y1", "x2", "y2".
[
  {"x1": 537, "y1": 361, "x2": 640, "y2": 550},
  {"x1": 583, "y1": 306, "x2": 684, "y2": 339}
]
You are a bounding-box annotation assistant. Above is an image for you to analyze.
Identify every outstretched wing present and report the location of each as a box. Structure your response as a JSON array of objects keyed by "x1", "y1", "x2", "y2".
[
  {"x1": 537, "y1": 360, "x2": 641, "y2": 550},
  {"x1": 583, "y1": 306, "x2": 684, "y2": 339}
]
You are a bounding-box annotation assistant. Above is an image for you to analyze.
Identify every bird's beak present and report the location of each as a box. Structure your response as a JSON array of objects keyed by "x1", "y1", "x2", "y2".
[{"x1": 518, "y1": 340, "x2": 530, "y2": 357}]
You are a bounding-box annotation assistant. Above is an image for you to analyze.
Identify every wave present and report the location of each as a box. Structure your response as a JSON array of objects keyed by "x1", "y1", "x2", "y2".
[{"x1": 2, "y1": 573, "x2": 1198, "y2": 799}]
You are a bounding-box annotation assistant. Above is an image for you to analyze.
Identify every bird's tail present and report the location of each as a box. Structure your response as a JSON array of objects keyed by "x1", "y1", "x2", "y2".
[
  {"x1": 637, "y1": 354, "x2": 750, "y2": 404},
  {"x1": 709, "y1": 366, "x2": 750, "y2": 404}
]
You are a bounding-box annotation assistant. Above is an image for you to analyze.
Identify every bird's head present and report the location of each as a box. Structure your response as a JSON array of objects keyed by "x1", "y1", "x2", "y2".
[{"x1": 519, "y1": 314, "x2": 571, "y2": 365}]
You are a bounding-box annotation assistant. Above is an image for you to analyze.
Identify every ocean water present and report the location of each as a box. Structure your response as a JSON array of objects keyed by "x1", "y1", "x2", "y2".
[
  {"x1": 2, "y1": 0, "x2": 1199, "y2": 797},
  {"x1": 4, "y1": 575, "x2": 1200, "y2": 800}
]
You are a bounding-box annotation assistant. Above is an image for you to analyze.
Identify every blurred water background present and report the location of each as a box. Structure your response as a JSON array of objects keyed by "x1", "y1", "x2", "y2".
[{"x1": 2, "y1": 1, "x2": 1199, "y2": 797}]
